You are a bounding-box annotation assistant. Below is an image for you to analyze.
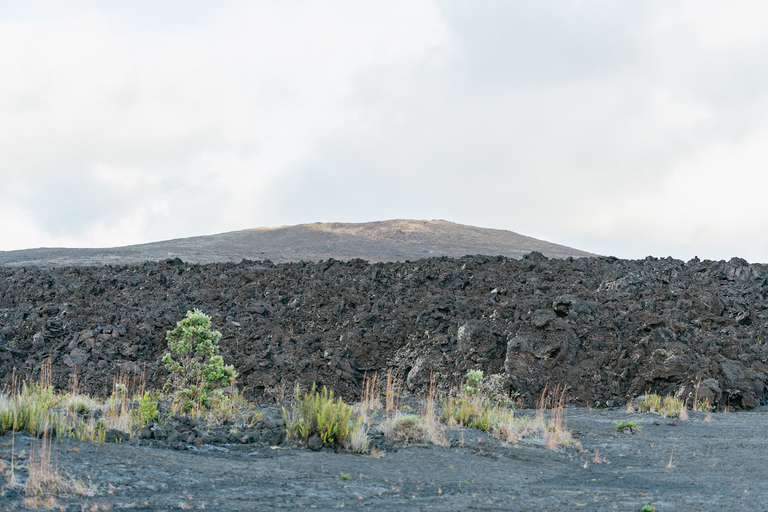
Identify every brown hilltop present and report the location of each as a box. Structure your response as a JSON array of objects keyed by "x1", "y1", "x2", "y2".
[{"x1": 0, "y1": 219, "x2": 595, "y2": 267}]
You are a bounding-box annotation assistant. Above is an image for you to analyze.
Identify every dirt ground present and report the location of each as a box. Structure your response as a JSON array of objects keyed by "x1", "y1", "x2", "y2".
[{"x1": 2, "y1": 406, "x2": 767, "y2": 511}]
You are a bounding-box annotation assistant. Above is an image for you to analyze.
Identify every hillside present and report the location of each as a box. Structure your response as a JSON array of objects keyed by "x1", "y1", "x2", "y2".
[{"x1": 0, "y1": 219, "x2": 595, "y2": 267}]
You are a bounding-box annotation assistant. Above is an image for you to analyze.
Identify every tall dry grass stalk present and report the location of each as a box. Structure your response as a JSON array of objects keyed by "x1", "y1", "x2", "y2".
[
  {"x1": 538, "y1": 385, "x2": 578, "y2": 450},
  {"x1": 385, "y1": 369, "x2": 400, "y2": 412},
  {"x1": 359, "y1": 372, "x2": 382, "y2": 424},
  {"x1": 67, "y1": 366, "x2": 79, "y2": 396},
  {"x1": 419, "y1": 374, "x2": 446, "y2": 446},
  {"x1": 40, "y1": 357, "x2": 52, "y2": 389},
  {"x1": 103, "y1": 374, "x2": 132, "y2": 433}
]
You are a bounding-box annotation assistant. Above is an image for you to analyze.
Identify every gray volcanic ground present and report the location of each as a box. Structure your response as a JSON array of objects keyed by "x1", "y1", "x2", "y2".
[{"x1": 0, "y1": 219, "x2": 595, "y2": 268}]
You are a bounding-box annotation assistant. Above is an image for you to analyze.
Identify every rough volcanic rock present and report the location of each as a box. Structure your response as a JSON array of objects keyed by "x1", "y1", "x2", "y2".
[{"x1": 1, "y1": 254, "x2": 767, "y2": 409}]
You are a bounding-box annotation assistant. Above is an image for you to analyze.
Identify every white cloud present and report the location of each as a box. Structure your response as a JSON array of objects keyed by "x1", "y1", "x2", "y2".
[{"x1": 2, "y1": 1, "x2": 768, "y2": 262}]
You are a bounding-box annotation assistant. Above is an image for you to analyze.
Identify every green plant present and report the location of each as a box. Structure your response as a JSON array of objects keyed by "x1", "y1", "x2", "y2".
[
  {"x1": 130, "y1": 391, "x2": 159, "y2": 429},
  {"x1": 615, "y1": 420, "x2": 640, "y2": 432},
  {"x1": 638, "y1": 393, "x2": 687, "y2": 419},
  {"x1": 205, "y1": 388, "x2": 262, "y2": 427},
  {"x1": 641, "y1": 506, "x2": 655, "y2": 512},
  {"x1": 282, "y1": 384, "x2": 358, "y2": 446},
  {"x1": 481, "y1": 373, "x2": 520, "y2": 408},
  {"x1": 463, "y1": 370, "x2": 484, "y2": 395},
  {"x1": 339, "y1": 472, "x2": 350, "y2": 481},
  {"x1": 162, "y1": 309, "x2": 237, "y2": 412},
  {"x1": 694, "y1": 398, "x2": 713, "y2": 412}
]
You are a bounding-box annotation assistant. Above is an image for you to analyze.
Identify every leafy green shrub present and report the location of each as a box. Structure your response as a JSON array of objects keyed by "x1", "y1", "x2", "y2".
[
  {"x1": 162, "y1": 309, "x2": 237, "y2": 412},
  {"x1": 463, "y1": 370, "x2": 483, "y2": 395},
  {"x1": 283, "y1": 384, "x2": 358, "y2": 446}
]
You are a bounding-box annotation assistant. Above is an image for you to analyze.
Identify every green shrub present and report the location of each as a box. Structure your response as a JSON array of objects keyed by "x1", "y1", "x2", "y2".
[
  {"x1": 482, "y1": 373, "x2": 520, "y2": 408},
  {"x1": 283, "y1": 384, "x2": 358, "y2": 446},
  {"x1": 130, "y1": 391, "x2": 159, "y2": 428},
  {"x1": 162, "y1": 309, "x2": 237, "y2": 412},
  {"x1": 463, "y1": 370, "x2": 483, "y2": 395}
]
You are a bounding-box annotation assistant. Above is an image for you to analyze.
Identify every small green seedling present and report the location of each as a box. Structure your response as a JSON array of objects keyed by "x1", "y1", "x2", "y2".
[
  {"x1": 641, "y1": 505, "x2": 655, "y2": 512},
  {"x1": 339, "y1": 472, "x2": 350, "y2": 481}
]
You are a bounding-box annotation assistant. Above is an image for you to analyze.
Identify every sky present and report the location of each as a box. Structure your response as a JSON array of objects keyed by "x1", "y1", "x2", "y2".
[{"x1": 2, "y1": 1, "x2": 768, "y2": 262}]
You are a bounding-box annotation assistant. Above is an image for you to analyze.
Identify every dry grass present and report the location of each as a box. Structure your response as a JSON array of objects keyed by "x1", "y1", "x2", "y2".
[
  {"x1": 419, "y1": 375, "x2": 446, "y2": 446},
  {"x1": 492, "y1": 412, "x2": 544, "y2": 443},
  {"x1": 385, "y1": 369, "x2": 400, "y2": 412},
  {"x1": 542, "y1": 386, "x2": 578, "y2": 449},
  {"x1": 344, "y1": 422, "x2": 370, "y2": 454},
  {"x1": 359, "y1": 373, "x2": 382, "y2": 425},
  {"x1": 381, "y1": 375, "x2": 445, "y2": 447},
  {"x1": 381, "y1": 414, "x2": 429, "y2": 445},
  {"x1": 25, "y1": 429, "x2": 95, "y2": 498}
]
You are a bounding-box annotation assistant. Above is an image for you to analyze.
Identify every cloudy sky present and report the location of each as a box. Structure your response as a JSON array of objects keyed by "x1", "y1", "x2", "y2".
[{"x1": 2, "y1": 1, "x2": 768, "y2": 262}]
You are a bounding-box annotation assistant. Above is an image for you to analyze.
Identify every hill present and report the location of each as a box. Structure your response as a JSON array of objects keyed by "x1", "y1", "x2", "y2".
[{"x1": 0, "y1": 219, "x2": 595, "y2": 267}]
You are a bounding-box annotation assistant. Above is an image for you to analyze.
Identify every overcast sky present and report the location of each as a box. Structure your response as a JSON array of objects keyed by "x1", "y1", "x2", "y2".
[{"x1": 2, "y1": 1, "x2": 768, "y2": 262}]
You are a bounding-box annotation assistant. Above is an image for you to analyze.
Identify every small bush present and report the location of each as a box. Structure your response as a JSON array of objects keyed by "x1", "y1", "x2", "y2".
[
  {"x1": 463, "y1": 370, "x2": 484, "y2": 395},
  {"x1": 283, "y1": 384, "x2": 358, "y2": 446},
  {"x1": 638, "y1": 393, "x2": 687, "y2": 419},
  {"x1": 482, "y1": 373, "x2": 520, "y2": 408},
  {"x1": 344, "y1": 422, "x2": 370, "y2": 454},
  {"x1": 615, "y1": 420, "x2": 640, "y2": 433},
  {"x1": 162, "y1": 309, "x2": 237, "y2": 412},
  {"x1": 130, "y1": 392, "x2": 159, "y2": 429},
  {"x1": 381, "y1": 414, "x2": 428, "y2": 445}
]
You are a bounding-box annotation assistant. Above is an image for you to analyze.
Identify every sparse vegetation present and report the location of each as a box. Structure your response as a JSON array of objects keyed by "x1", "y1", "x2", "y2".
[
  {"x1": 463, "y1": 369, "x2": 484, "y2": 395},
  {"x1": 283, "y1": 383, "x2": 362, "y2": 447},
  {"x1": 439, "y1": 372, "x2": 574, "y2": 449},
  {"x1": 637, "y1": 393, "x2": 688, "y2": 420},
  {"x1": 23, "y1": 430, "x2": 95, "y2": 499},
  {"x1": 615, "y1": 420, "x2": 640, "y2": 433}
]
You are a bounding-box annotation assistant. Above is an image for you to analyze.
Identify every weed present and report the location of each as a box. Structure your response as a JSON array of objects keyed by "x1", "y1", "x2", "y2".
[
  {"x1": 615, "y1": 420, "x2": 640, "y2": 433},
  {"x1": 204, "y1": 384, "x2": 262, "y2": 427},
  {"x1": 482, "y1": 373, "x2": 520, "y2": 408},
  {"x1": 638, "y1": 393, "x2": 688, "y2": 420},
  {"x1": 283, "y1": 383, "x2": 359, "y2": 446},
  {"x1": 694, "y1": 398, "x2": 713, "y2": 413},
  {"x1": 130, "y1": 391, "x2": 159, "y2": 429},
  {"x1": 385, "y1": 369, "x2": 400, "y2": 412},
  {"x1": 339, "y1": 472, "x2": 350, "y2": 481},
  {"x1": 641, "y1": 506, "x2": 655, "y2": 512},
  {"x1": 344, "y1": 422, "x2": 370, "y2": 454},
  {"x1": 25, "y1": 428, "x2": 95, "y2": 498}
]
